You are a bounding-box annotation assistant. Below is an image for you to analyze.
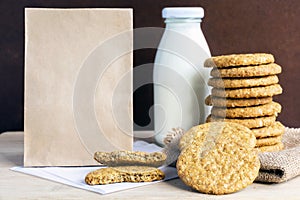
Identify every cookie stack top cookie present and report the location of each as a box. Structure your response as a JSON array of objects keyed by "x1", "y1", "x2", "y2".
[
  {"x1": 204, "y1": 53, "x2": 275, "y2": 68},
  {"x1": 204, "y1": 53, "x2": 284, "y2": 152}
]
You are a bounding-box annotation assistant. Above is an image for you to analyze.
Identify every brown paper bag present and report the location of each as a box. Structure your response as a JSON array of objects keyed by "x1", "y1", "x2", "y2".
[{"x1": 24, "y1": 8, "x2": 133, "y2": 166}]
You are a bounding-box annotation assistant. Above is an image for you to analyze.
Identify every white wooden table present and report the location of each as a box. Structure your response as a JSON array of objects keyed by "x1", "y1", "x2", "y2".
[{"x1": 1, "y1": 131, "x2": 300, "y2": 199}]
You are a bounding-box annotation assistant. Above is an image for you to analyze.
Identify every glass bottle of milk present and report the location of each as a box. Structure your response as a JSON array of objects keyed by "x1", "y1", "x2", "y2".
[{"x1": 153, "y1": 7, "x2": 211, "y2": 146}]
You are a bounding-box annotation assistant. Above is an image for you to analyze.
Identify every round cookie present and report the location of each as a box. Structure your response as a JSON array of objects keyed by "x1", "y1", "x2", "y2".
[
  {"x1": 211, "y1": 84, "x2": 282, "y2": 98},
  {"x1": 179, "y1": 122, "x2": 256, "y2": 151},
  {"x1": 256, "y1": 135, "x2": 282, "y2": 147},
  {"x1": 208, "y1": 75, "x2": 279, "y2": 88},
  {"x1": 205, "y1": 95, "x2": 273, "y2": 108},
  {"x1": 210, "y1": 63, "x2": 282, "y2": 78},
  {"x1": 251, "y1": 121, "x2": 285, "y2": 138},
  {"x1": 256, "y1": 142, "x2": 284, "y2": 152},
  {"x1": 204, "y1": 53, "x2": 274, "y2": 68},
  {"x1": 206, "y1": 114, "x2": 276, "y2": 129},
  {"x1": 176, "y1": 122, "x2": 260, "y2": 195},
  {"x1": 211, "y1": 101, "x2": 282, "y2": 118}
]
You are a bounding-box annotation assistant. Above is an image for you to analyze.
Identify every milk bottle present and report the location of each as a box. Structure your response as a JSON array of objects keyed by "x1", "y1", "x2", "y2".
[{"x1": 153, "y1": 7, "x2": 211, "y2": 146}]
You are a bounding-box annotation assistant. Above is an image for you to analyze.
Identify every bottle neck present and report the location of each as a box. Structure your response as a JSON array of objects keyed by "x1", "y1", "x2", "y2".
[
  {"x1": 164, "y1": 18, "x2": 202, "y2": 23},
  {"x1": 162, "y1": 17, "x2": 210, "y2": 56},
  {"x1": 164, "y1": 18, "x2": 202, "y2": 30}
]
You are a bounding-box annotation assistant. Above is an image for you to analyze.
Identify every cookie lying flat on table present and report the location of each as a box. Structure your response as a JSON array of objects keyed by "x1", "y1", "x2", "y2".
[
  {"x1": 211, "y1": 84, "x2": 282, "y2": 98},
  {"x1": 204, "y1": 53, "x2": 274, "y2": 68},
  {"x1": 208, "y1": 75, "x2": 279, "y2": 88},
  {"x1": 252, "y1": 121, "x2": 285, "y2": 138},
  {"x1": 85, "y1": 166, "x2": 165, "y2": 185},
  {"x1": 94, "y1": 151, "x2": 166, "y2": 167},
  {"x1": 255, "y1": 142, "x2": 284, "y2": 152},
  {"x1": 205, "y1": 95, "x2": 273, "y2": 108},
  {"x1": 206, "y1": 114, "x2": 276, "y2": 129},
  {"x1": 211, "y1": 101, "x2": 281, "y2": 118},
  {"x1": 210, "y1": 63, "x2": 282, "y2": 78},
  {"x1": 256, "y1": 135, "x2": 283, "y2": 147},
  {"x1": 177, "y1": 122, "x2": 260, "y2": 195}
]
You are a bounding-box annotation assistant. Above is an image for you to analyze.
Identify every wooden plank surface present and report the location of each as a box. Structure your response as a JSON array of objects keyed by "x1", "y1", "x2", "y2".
[{"x1": 0, "y1": 132, "x2": 300, "y2": 199}]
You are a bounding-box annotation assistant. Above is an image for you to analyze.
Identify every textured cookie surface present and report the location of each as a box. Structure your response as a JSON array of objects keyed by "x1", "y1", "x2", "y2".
[
  {"x1": 94, "y1": 151, "x2": 166, "y2": 167},
  {"x1": 204, "y1": 53, "x2": 274, "y2": 68},
  {"x1": 212, "y1": 84, "x2": 282, "y2": 98},
  {"x1": 256, "y1": 135, "x2": 282, "y2": 147},
  {"x1": 255, "y1": 142, "x2": 284, "y2": 152},
  {"x1": 179, "y1": 122, "x2": 256, "y2": 151},
  {"x1": 85, "y1": 166, "x2": 165, "y2": 185},
  {"x1": 210, "y1": 63, "x2": 282, "y2": 78},
  {"x1": 205, "y1": 95, "x2": 273, "y2": 108},
  {"x1": 177, "y1": 122, "x2": 260, "y2": 195},
  {"x1": 208, "y1": 75, "x2": 279, "y2": 88},
  {"x1": 251, "y1": 121, "x2": 285, "y2": 138},
  {"x1": 206, "y1": 115, "x2": 276, "y2": 129},
  {"x1": 211, "y1": 101, "x2": 281, "y2": 118}
]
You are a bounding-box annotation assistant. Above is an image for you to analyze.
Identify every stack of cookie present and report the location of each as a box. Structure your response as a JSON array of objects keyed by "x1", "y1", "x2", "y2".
[{"x1": 204, "y1": 53, "x2": 284, "y2": 152}]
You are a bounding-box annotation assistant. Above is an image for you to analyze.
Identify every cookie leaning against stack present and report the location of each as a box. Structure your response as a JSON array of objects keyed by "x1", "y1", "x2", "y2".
[
  {"x1": 204, "y1": 53, "x2": 284, "y2": 152},
  {"x1": 177, "y1": 122, "x2": 260, "y2": 195}
]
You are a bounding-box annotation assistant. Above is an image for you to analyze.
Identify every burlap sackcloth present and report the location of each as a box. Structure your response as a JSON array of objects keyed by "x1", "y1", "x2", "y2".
[
  {"x1": 163, "y1": 127, "x2": 300, "y2": 184},
  {"x1": 255, "y1": 127, "x2": 300, "y2": 183}
]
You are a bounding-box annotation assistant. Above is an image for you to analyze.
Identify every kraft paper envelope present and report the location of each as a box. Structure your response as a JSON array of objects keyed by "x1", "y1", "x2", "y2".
[{"x1": 24, "y1": 8, "x2": 133, "y2": 166}]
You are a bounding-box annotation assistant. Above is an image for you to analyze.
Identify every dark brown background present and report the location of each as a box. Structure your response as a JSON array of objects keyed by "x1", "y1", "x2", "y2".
[{"x1": 0, "y1": 0, "x2": 299, "y2": 132}]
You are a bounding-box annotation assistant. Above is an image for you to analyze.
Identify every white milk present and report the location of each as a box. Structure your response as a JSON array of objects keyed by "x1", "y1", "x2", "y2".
[{"x1": 153, "y1": 7, "x2": 211, "y2": 146}]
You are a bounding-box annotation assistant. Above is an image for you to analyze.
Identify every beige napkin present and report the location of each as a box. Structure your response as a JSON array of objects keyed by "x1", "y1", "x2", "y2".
[
  {"x1": 255, "y1": 127, "x2": 300, "y2": 183},
  {"x1": 163, "y1": 127, "x2": 300, "y2": 183}
]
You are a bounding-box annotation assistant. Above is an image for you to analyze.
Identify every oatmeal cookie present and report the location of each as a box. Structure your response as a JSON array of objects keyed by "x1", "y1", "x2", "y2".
[
  {"x1": 85, "y1": 166, "x2": 165, "y2": 185},
  {"x1": 211, "y1": 101, "x2": 281, "y2": 118},
  {"x1": 256, "y1": 135, "x2": 282, "y2": 147},
  {"x1": 204, "y1": 53, "x2": 274, "y2": 68},
  {"x1": 255, "y1": 142, "x2": 284, "y2": 152},
  {"x1": 211, "y1": 84, "x2": 282, "y2": 98},
  {"x1": 94, "y1": 151, "x2": 166, "y2": 167},
  {"x1": 251, "y1": 122, "x2": 285, "y2": 138},
  {"x1": 208, "y1": 75, "x2": 279, "y2": 88},
  {"x1": 177, "y1": 122, "x2": 260, "y2": 194},
  {"x1": 210, "y1": 63, "x2": 281, "y2": 78},
  {"x1": 206, "y1": 114, "x2": 276, "y2": 129},
  {"x1": 205, "y1": 95, "x2": 273, "y2": 107},
  {"x1": 179, "y1": 122, "x2": 256, "y2": 151}
]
